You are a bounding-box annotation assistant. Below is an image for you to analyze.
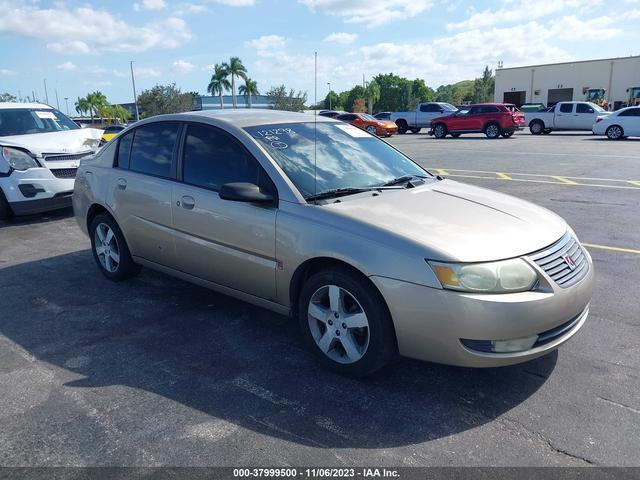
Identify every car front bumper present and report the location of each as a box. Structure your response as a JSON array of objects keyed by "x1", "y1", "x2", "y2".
[
  {"x1": 370, "y1": 252, "x2": 594, "y2": 367},
  {"x1": 1, "y1": 167, "x2": 75, "y2": 215}
]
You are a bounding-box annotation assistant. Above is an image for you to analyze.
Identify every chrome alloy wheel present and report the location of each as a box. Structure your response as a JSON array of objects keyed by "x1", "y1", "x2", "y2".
[
  {"x1": 94, "y1": 223, "x2": 120, "y2": 273},
  {"x1": 366, "y1": 125, "x2": 377, "y2": 135},
  {"x1": 607, "y1": 125, "x2": 623, "y2": 140},
  {"x1": 307, "y1": 285, "x2": 370, "y2": 364},
  {"x1": 486, "y1": 123, "x2": 500, "y2": 138}
]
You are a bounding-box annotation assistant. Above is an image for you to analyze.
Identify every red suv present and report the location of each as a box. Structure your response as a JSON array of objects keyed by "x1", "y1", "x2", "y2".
[{"x1": 430, "y1": 103, "x2": 525, "y2": 139}]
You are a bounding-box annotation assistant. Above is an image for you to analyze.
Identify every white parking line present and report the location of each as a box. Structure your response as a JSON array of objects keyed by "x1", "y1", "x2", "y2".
[{"x1": 423, "y1": 146, "x2": 640, "y2": 160}]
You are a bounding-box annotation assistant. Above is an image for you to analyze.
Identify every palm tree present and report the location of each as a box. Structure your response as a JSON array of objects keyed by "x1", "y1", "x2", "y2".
[
  {"x1": 85, "y1": 91, "x2": 108, "y2": 124},
  {"x1": 365, "y1": 80, "x2": 381, "y2": 114},
  {"x1": 75, "y1": 96, "x2": 90, "y2": 116},
  {"x1": 238, "y1": 78, "x2": 259, "y2": 108},
  {"x1": 222, "y1": 57, "x2": 247, "y2": 109},
  {"x1": 207, "y1": 64, "x2": 231, "y2": 109}
]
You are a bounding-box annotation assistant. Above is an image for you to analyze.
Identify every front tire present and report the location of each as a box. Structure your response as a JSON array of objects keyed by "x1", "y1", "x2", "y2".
[
  {"x1": 0, "y1": 188, "x2": 12, "y2": 221},
  {"x1": 451, "y1": 133, "x2": 461, "y2": 138},
  {"x1": 433, "y1": 123, "x2": 447, "y2": 139},
  {"x1": 606, "y1": 125, "x2": 624, "y2": 140},
  {"x1": 89, "y1": 213, "x2": 141, "y2": 281},
  {"x1": 410, "y1": 128, "x2": 421, "y2": 134},
  {"x1": 366, "y1": 125, "x2": 377, "y2": 135},
  {"x1": 485, "y1": 122, "x2": 501, "y2": 139},
  {"x1": 502, "y1": 131, "x2": 514, "y2": 138},
  {"x1": 298, "y1": 267, "x2": 397, "y2": 377}
]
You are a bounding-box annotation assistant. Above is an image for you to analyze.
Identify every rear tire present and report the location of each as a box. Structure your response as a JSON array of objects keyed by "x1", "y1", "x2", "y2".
[
  {"x1": 298, "y1": 267, "x2": 397, "y2": 377},
  {"x1": 451, "y1": 133, "x2": 461, "y2": 138},
  {"x1": 410, "y1": 128, "x2": 421, "y2": 134},
  {"x1": 433, "y1": 123, "x2": 447, "y2": 139},
  {"x1": 606, "y1": 125, "x2": 624, "y2": 140},
  {"x1": 0, "y1": 188, "x2": 12, "y2": 220},
  {"x1": 396, "y1": 120, "x2": 408, "y2": 135},
  {"x1": 529, "y1": 120, "x2": 544, "y2": 135},
  {"x1": 89, "y1": 213, "x2": 141, "y2": 281},
  {"x1": 485, "y1": 122, "x2": 501, "y2": 139},
  {"x1": 542, "y1": 129, "x2": 552, "y2": 134},
  {"x1": 502, "y1": 131, "x2": 514, "y2": 138}
]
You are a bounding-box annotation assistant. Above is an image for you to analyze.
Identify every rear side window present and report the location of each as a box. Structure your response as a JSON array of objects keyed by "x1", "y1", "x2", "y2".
[
  {"x1": 576, "y1": 104, "x2": 594, "y2": 113},
  {"x1": 182, "y1": 124, "x2": 263, "y2": 191},
  {"x1": 116, "y1": 131, "x2": 133, "y2": 169},
  {"x1": 619, "y1": 108, "x2": 640, "y2": 117},
  {"x1": 559, "y1": 104, "x2": 573, "y2": 113},
  {"x1": 129, "y1": 122, "x2": 180, "y2": 178},
  {"x1": 337, "y1": 114, "x2": 356, "y2": 121}
]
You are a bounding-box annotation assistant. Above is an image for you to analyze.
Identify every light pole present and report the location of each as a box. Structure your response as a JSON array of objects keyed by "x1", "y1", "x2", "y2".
[
  {"x1": 43, "y1": 79, "x2": 49, "y2": 104},
  {"x1": 64, "y1": 97, "x2": 69, "y2": 115},
  {"x1": 327, "y1": 82, "x2": 331, "y2": 110},
  {"x1": 130, "y1": 61, "x2": 140, "y2": 122}
]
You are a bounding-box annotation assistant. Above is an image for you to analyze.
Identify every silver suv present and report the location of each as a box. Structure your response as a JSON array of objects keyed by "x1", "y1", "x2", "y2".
[{"x1": 73, "y1": 110, "x2": 593, "y2": 376}]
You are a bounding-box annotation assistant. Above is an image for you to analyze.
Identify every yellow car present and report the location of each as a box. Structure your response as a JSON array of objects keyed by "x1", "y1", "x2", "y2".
[{"x1": 100, "y1": 125, "x2": 126, "y2": 144}]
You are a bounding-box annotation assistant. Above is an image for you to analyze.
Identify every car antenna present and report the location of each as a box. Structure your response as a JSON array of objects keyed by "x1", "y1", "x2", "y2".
[{"x1": 314, "y1": 51, "x2": 318, "y2": 197}]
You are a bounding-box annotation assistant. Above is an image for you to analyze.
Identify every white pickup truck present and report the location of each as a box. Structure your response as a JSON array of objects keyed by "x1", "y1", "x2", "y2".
[
  {"x1": 525, "y1": 101, "x2": 610, "y2": 134},
  {"x1": 390, "y1": 102, "x2": 458, "y2": 134}
]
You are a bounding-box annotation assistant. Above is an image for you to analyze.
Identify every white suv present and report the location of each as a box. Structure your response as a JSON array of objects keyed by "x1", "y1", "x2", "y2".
[{"x1": 0, "y1": 102, "x2": 103, "y2": 219}]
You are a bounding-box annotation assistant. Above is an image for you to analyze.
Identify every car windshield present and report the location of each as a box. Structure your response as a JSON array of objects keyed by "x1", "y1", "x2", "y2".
[
  {"x1": 245, "y1": 122, "x2": 431, "y2": 198},
  {"x1": 587, "y1": 102, "x2": 606, "y2": 113},
  {"x1": 0, "y1": 108, "x2": 80, "y2": 136},
  {"x1": 440, "y1": 103, "x2": 458, "y2": 112}
]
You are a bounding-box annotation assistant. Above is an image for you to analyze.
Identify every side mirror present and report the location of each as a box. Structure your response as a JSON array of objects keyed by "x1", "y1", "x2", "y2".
[
  {"x1": 439, "y1": 109, "x2": 444, "y2": 113},
  {"x1": 219, "y1": 182, "x2": 275, "y2": 204}
]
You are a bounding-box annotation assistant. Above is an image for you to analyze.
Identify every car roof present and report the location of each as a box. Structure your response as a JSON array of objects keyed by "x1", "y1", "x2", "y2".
[
  {"x1": 0, "y1": 102, "x2": 53, "y2": 110},
  {"x1": 176, "y1": 109, "x2": 336, "y2": 128}
]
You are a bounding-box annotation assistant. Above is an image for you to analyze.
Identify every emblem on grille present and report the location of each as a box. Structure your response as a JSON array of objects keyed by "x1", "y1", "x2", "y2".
[{"x1": 562, "y1": 254, "x2": 576, "y2": 270}]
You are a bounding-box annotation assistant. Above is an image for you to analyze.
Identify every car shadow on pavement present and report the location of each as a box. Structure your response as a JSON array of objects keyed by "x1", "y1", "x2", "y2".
[
  {"x1": 0, "y1": 250, "x2": 557, "y2": 450},
  {"x1": 0, "y1": 207, "x2": 74, "y2": 229}
]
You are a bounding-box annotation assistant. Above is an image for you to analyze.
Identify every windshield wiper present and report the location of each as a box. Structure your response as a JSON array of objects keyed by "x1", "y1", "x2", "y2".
[
  {"x1": 305, "y1": 186, "x2": 403, "y2": 202},
  {"x1": 381, "y1": 174, "x2": 430, "y2": 187}
]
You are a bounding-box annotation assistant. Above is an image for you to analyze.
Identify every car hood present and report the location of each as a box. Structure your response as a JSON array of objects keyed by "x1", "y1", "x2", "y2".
[
  {"x1": 0, "y1": 128, "x2": 104, "y2": 156},
  {"x1": 325, "y1": 179, "x2": 567, "y2": 262}
]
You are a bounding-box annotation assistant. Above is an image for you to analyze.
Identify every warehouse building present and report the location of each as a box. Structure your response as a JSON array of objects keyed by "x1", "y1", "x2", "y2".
[{"x1": 494, "y1": 55, "x2": 640, "y2": 110}]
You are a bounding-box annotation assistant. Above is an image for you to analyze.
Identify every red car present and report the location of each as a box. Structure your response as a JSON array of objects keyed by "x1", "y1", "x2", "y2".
[{"x1": 430, "y1": 103, "x2": 525, "y2": 139}]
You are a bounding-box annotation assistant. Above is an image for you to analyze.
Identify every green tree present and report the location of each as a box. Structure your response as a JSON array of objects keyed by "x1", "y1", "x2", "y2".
[
  {"x1": 222, "y1": 57, "x2": 247, "y2": 109},
  {"x1": 472, "y1": 65, "x2": 494, "y2": 103},
  {"x1": 323, "y1": 91, "x2": 340, "y2": 110},
  {"x1": 137, "y1": 83, "x2": 195, "y2": 117},
  {"x1": 365, "y1": 80, "x2": 381, "y2": 114},
  {"x1": 344, "y1": 85, "x2": 365, "y2": 112},
  {"x1": 266, "y1": 85, "x2": 307, "y2": 112},
  {"x1": 207, "y1": 64, "x2": 231, "y2": 109},
  {"x1": 0, "y1": 93, "x2": 17, "y2": 102},
  {"x1": 238, "y1": 77, "x2": 259, "y2": 108},
  {"x1": 74, "y1": 96, "x2": 90, "y2": 116}
]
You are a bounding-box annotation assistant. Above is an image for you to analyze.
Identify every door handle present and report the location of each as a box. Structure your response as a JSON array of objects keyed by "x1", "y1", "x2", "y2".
[
  {"x1": 180, "y1": 195, "x2": 195, "y2": 210},
  {"x1": 117, "y1": 178, "x2": 127, "y2": 190}
]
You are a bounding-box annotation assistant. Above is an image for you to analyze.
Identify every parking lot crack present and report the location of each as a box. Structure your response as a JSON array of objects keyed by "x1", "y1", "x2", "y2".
[
  {"x1": 499, "y1": 417, "x2": 595, "y2": 465},
  {"x1": 596, "y1": 396, "x2": 640, "y2": 415}
]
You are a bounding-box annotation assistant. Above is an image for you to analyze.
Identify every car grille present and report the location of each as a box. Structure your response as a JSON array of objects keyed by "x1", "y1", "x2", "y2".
[
  {"x1": 528, "y1": 232, "x2": 589, "y2": 288},
  {"x1": 43, "y1": 152, "x2": 93, "y2": 162},
  {"x1": 51, "y1": 168, "x2": 78, "y2": 179}
]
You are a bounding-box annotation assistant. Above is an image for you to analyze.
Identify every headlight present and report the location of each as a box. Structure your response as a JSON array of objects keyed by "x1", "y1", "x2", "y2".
[
  {"x1": 1, "y1": 147, "x2": 39, "y2": 171},
  {"x1": 428, "y1": 258, "x2": 538, "y2": 293}
]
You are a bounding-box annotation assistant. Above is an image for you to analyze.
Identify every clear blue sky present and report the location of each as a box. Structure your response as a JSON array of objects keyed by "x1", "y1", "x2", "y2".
[{"x1": 1, "y1": 0, "x2": 639, "y2": 110}]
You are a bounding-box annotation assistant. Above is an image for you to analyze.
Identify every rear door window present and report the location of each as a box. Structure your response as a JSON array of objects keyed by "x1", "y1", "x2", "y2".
[
  {"x1": 559, "y1": 104, "x2": 574, "y2": 113},
  {"x1": 129, "y1": 122, "x2": 180, "y2": 178}
]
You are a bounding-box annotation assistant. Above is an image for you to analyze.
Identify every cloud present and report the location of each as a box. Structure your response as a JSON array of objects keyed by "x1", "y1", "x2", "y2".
[
  {"x1": 323, "y1": 32, "x2": 358, "y2": 44},
  {"x1": 172, "y1": 59, "x2": 195, "y2": 74},
  {"x1": 214, "y1": 0, "x2": 255, "y2": 5},
  {"x1": 133, "y1": 0, "x2": 167, "y2": 11},
  {"x1": 174, "y1": 2, "x2": 209, "y2": 15},
  {"x1": 57, "y1": 61, "x2": 77, "y2": 71},
  {"x1": 0, "y1": 2, "x2": 192, "y2": 54},
  {"x1": 299, "y1": 0, "x2": 434, "y2": 26},
  {"x1": 245, "y1": 34, "x2": 287, "y2": 51},
  {"x1": 0, "y1": 68, "x2": 17, "y2": 76}
]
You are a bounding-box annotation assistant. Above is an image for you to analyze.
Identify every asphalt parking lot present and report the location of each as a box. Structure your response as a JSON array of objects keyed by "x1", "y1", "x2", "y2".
[{"x1": 0, "y1": 131, "x2": 638, "y2": 467}]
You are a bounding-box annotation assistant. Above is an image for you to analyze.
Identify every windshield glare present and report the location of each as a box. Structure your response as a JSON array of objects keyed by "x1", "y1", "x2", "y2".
[
  {"x1": 441, "y1": 103, "x2": 458, "y2": 111},
  {"x1": 361, "y1": 114, "x2": 377, "y2": 121},
  {"x1": 588, "y1": 102, "x2": 606, "y2": 112},
  {"x1": 245, "y1": 122, "x2": 430, "y2": 198},
  {"x1": 0, "y1": 108, "x2": 80, "y2": 136}
]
